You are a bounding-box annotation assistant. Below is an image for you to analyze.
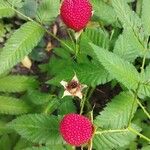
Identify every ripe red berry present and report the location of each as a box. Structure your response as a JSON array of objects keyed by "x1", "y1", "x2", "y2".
[
  {"x1": 59, "y1": 113, "x2": 93, "y2": 146},
  {"x1": 60, "y1": 0, "x2": 92, "y2": 31}
]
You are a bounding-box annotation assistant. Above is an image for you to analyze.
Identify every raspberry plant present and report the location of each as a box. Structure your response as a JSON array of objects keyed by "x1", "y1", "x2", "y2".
[{"x1": 0, "y1": 0, "x2": 150, "y2": 150}]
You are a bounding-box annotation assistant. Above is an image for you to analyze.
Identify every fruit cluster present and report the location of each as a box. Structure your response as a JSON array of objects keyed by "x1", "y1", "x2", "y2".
[
  {"x1": 60, "y1": 0, "x2": 93, "y2": 31},
  {"x1": 59, "y1": 113, "x2": 93, "y2": 146}
]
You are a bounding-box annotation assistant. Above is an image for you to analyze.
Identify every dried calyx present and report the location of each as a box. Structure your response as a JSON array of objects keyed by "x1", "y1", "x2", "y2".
[{"x1": 60, "y1": 75, "x2": 87, "y2": 99}]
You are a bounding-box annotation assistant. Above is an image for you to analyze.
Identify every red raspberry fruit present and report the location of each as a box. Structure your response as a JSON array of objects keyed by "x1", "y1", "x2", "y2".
[
  {"x1": 60, "y1": 0, "x2": 92, "y2": 31},
  {"x1": 59, "y1": 113, "x2": 93, "y2": 146}
]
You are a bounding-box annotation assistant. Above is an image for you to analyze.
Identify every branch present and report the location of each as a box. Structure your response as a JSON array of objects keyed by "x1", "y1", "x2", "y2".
[
  {"x1": 136, "y1": 99, "x2": 150, "y2": 119},
  {"x1": 7, "y1": 0, "x2": 73, "y2": 53},
  {"x1": 128, "y1": 126, "x2": 150, "y2": 142},
  {"x1": 95, "y1": 128, "x2": 128, "y2": 135}
]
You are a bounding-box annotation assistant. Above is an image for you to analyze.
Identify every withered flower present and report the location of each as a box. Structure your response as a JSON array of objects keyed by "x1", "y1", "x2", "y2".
[{"x1": 60, "y1": 75, "x2": 87, "y2": 99}]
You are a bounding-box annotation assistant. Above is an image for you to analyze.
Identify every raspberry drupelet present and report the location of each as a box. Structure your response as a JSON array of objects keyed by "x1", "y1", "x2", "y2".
[
  {"x1": 60, "y1": 0, "x2": 93, "y2": 31},
  {"x1": 59, "y1": 113, "x2": 93, "y2": 146}
]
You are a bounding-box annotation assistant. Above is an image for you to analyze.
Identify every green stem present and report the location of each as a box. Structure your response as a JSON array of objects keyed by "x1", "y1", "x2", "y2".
[
  {"x1": 45, "y1": 28, "x2": 73, "y2": 52},
  {"x1": 128, "y1": 126, "x2": 150, "y2": 142},
  {"x1": 136, "y1": 0, "x2": 143, "y2": 16},
  {"x1": 67, "y1": 30, "x2": 75, "y2": 46},
  {"x1": 136, "y1": 99, "x2": 150, "y2": 119},
  {"x1": 8, "y1": 1, "x2": 73, "y2": 53},
  {"x1": 128, "y1": 83, "x2": 140, "y2": 125},
  {"x1": 80, "y1": 88, "x2": 89, "y2": 115},
  {"x1": 80, "y1": 96, "x2": 86, "y2": 115},
  {"x1": 80, "y1": 86, "x2": 95, "y2": 115},
  {"x1": 140, "y1": 52, "x2": 147, "y2": 74},
  {"x1": 44, "y1": 103, "x2": 52, "y2": 114},
  {"x1": 75, "y1": 38, "x2": 79, "y2": 57},
  {"x1": 8, "y1": 1, "x2": 34, "y2": 22},
  {"x1": 95, "y1": 128, "x2": 128, "y2": 135},
  {"x1": 95, "y1": 127, "x2": 150, "y2": 143},
  {"x1": 85, "y1": 99, "x2": 92, "y2": 112},
  {"x1": 128, "y1": 51, "x2": 149, "y2": 124},
  {"x1": 85, "y1": 87, "x2": 95, "y2": 111},
  {"x1": 137, "y1": 52, "x2": 150, "y2": 119},
  {"x1": 87, "y1": 87, "x2": 95, "y2": 101},
  {"x1": 67, "y1": 30, "x2": 79, "y2": 57},
  {"x1": 74, "y1": 31, "x2": 83, "y2": 57}
]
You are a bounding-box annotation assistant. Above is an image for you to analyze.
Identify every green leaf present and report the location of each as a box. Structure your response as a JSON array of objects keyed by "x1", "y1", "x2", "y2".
[
  {"x1": 80, "y1": 28, "x2": 110, "y2": 50},
  {"x1": 36, "y1": 0, "x2": 59, "y2": 24},
  {"x1": 90, "y1": 44, "x2": 140, "y2": 90},
  {"x1": 112, "y1": 0, "x2": 146, "y2": 51},
  {"x1": 92, "y1": 0, "x2": 117, "y2": 25},
  {"x1": 126, "y1": 0, "x2": 135, "y2": 2},
  {"x1": 54, "y1": 47, "x2": 71, "y2": 59},
  {"x1": 26, "y1": 90, "x2": 53, "y2": 105},
  {"x1": 44, "y1": 57, "x2": 73, "y2": 84},
  {"x1": 139, "y1": 64, "x2": 150, "y2": 97},
  {"x1": 48, "y1": 62, "x2": 111, "y2": 87},
  {"x1": 13, "y1": 138, "x2": 33, "y2": 150},
  {"x1": 93, "y1": 124, "x2": 139, "y2": 150},
  {"x1": 0, "y1": 75, "x2": 38, "y2": 92},
  {"x1": 0, "y1": 0, "x2": 15, "y2": 18},
  {"x1": 0, "y1": 96, "x2": 32, "y2": 115},
  {"x1": 8, "y1": 114, "x2": 62, "y2": 144},
  {"x1": 23, "y1": 145, "x2": 66, "y2": 150},
  {"x1": 0, "y1": 134, "x2": 11, "y2": 150},
  {"x1": 24, "y1": 144, "x2": 74, "y2": 150},
  {"x1": 113, "y1": 29, "x2": 144, "y2": 62},
  {"x1": 23, "y1": 147, "x2": 49, "y2": 150},
  {"x1": 7, "y1": 0, "x2": 23, "y2": 8},
  {"x1": 80, "y1": 28, "x2": 110, "y2": 57},
  {"x1": 0, "y1": 120, "x2": 12, "y2": 135},
  {"x1": 142, "y1": 145, "x2": 150, "y2": 150},
  {"x1": 75, "y1": 63, "x2": 112, "y2": 86},
  {"x1": 112, "y1": 0, "x2": 140, "y2": 28},
  {"x1": 58, "y1": 97, "x2": 76, "y2": 115},
  {"x1": 19, "y1": 0, "x2": 38, "y2": 18},
  {"x1": 44, "y1": 56, "x2": 73, "y2": 76},
  {"x1": 142, "y1": 0, "x2": 150, "y2": 35},
  {"x1": 94, "y1": 92, "x2": 137, "y2": 129},
  {"x1": 42, "y1": 98, "x2": 60, "y2": 114},
  {"x1": 0, "y1": 21, "x2": 45, "y2": 75}
]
